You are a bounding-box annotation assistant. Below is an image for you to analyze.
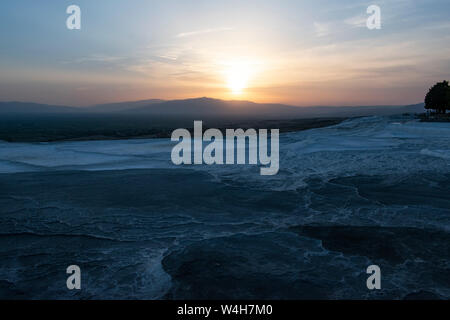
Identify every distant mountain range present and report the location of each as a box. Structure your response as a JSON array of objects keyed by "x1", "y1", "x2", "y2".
[
  {"x1": 0, "y1": 97, "x2": 425, "y2": 119},
  {"x1": 0, "y1": 102, "x2": 80, "y2": 114},
  {"x1": 87, "y1": 99, "x2": 165, "y2": 112}
]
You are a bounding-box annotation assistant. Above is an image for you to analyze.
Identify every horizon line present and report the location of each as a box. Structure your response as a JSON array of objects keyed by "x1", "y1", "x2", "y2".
[{"x1": 0, "y1": 97, "x2": 425, "y2": 109}]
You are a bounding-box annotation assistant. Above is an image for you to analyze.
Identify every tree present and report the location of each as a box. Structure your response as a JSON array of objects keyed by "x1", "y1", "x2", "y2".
[{"x1": 425, "y1": 80, "x2": 450, "y2": 114}]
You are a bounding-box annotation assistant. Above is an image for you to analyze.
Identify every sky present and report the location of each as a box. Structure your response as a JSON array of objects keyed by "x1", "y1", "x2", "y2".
[{"x1": 0, "y1": 0, "x2": 449, "y2": 106}]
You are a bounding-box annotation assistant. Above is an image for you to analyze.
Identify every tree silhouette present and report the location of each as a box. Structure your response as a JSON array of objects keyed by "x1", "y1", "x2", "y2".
[{"x1": 425, "y1": 80, "x2": 450, "y2": 114}]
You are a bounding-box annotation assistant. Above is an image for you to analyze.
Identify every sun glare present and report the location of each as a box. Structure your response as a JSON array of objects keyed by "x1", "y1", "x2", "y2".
[{"x1": 225, "y1": 62, "x2": 252, "y2": 95}]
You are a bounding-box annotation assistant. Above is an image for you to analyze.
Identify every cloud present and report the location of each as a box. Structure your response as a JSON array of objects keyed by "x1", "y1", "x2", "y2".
[
  {"x1": 345, "y1": 15, "x2": 367, "y2": 28},
  {"x1": 176, "y1": 27, "x2": 233, "y2": 38},
  {"x1": 313, "y1": 22, "x2": 330, "y2": 37},
  {"x1": 66, "y1": 54, "x2": 125, "y2": 64}
]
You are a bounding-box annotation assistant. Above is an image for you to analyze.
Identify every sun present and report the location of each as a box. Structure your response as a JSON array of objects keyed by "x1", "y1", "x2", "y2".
[{"x1": 225, "y1": 62, "x2": 252, "y2": 95}]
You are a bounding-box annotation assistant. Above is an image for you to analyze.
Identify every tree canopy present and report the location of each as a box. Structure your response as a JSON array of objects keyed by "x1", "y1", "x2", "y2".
[{"x1": 425, "y1": 80, "x2": 450, "y2": 113}]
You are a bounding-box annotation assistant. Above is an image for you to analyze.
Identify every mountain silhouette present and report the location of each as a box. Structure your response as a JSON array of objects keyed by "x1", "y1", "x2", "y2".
[
  {"x1": 87, "y1": 99, "x2": 166, "y2": 112},
  {"x1": 0, "y1": 98, "x2": 425, "y2": 119},
  {"x1": 0, "y1": 102, "x2": 79, "y2": 114}
]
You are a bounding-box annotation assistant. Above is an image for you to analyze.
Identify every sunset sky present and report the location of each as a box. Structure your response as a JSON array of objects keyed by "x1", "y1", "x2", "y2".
[{"x1": 1, "y1": 0, "x2": 449, "y2": 106}]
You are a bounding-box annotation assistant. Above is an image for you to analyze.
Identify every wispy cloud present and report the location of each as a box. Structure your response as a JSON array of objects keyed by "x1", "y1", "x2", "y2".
[
  {"x1": 65, "y1": 54, "x2": 125, "y2": 64},
  {"x1": 176, "y1": 27, "x2": 233, "y2": 38},
  {"x1": 313, "y1": 22, "x2": 330, "y2": 37},
  {"x1": 344, "y1": 15, "x2": 367, "y2": 28}
]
